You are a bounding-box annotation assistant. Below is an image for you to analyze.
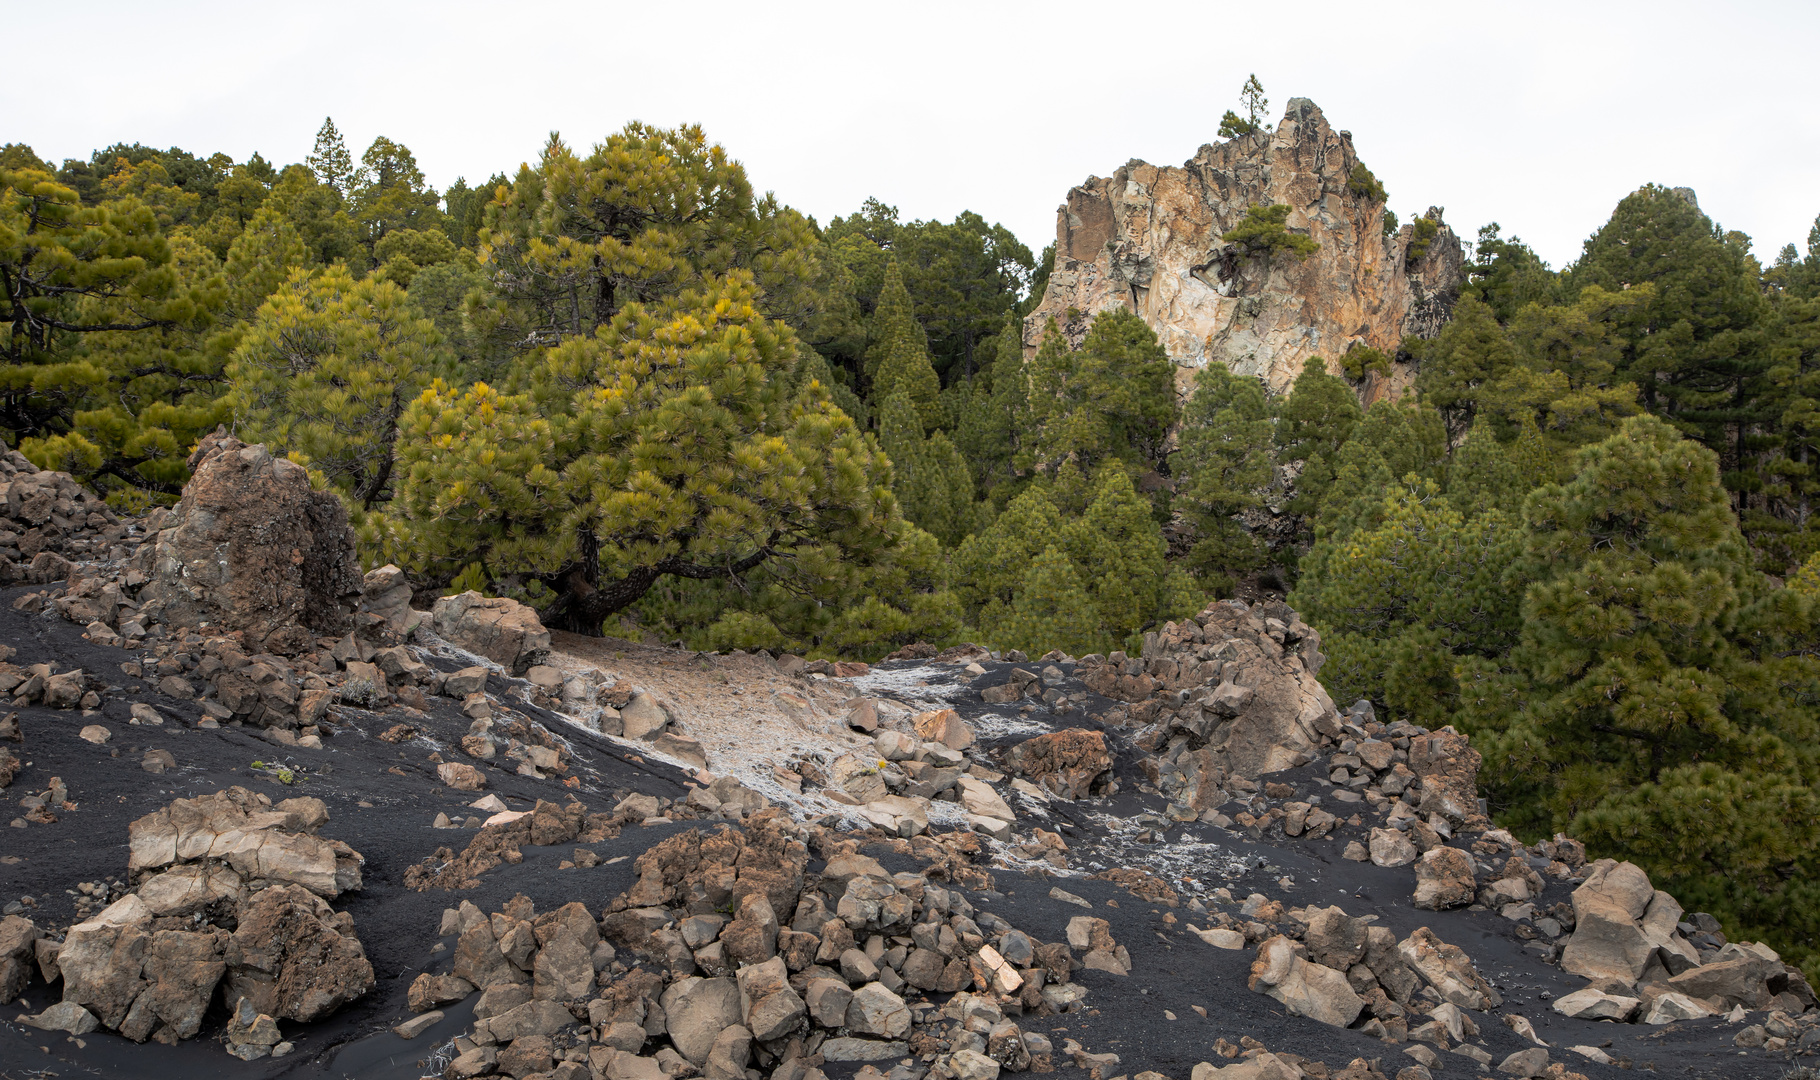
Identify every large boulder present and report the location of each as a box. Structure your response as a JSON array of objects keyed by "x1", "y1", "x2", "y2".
[
  {"x1": 127, "y1": 787, "x2": 362, "y2": 901},
  {"x1": 1003, "y1": 729, "x2": 1113, "y2": 799},
  {"x1": 138, "y1": 431, "x2": 361, "y2": 655},
  {"x1": 1246, "y1": 935, "x2": 1363, "y2": 1027},
  {"x1": 222, "y1": 883, "x2": 375, "y2": 1022},
  {"x1": 430, "y1": 591, "x2": 551, "y2": 674},
  {"x1": 1560, "y1": 860, "x2": 1659, "y2": 983}
]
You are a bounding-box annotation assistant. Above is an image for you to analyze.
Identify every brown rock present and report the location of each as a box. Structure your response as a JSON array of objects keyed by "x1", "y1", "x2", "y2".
[
  {"x1": 222, "y1": 883, "x2": 375, "y2": 1022},
  {"x1": 438, "y1": 762, "x2": 487, "y2": 791},
  {"x1": 140, "y1": 432, "x2": 360, "y2": 654},
  {"x1": 1412, "y1": 846, "x2": 1476, "y2": 910},
  {"x1": 409, "y1": 971, "x2": 476, "y2": 1013},
  {"x1": 1003, "y1": 729, "x2": 1113, "y2": 799}
]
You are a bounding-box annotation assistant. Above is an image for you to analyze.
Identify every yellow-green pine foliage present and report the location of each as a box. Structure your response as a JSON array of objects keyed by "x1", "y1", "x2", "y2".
[
  {"x1": 230, "y1": 266, "x2": 444, "y2": 508},
  {"x1": 395, "y1": 271, "x2": 899, "y2": 633},
  {"x1": 2, "y1": 165, "x2": 234, "y2": 495},
  {"x1": 1291, "y1": 478, "x2": 1525, "y2": 727},
  {"x1": 867, "y1": 259, "x2": 941, "y2": 429},
  {"x1": 1458, "y1": 414, "x2": 1820, "y2": 975},
  {"x1": 475, "y1": 125, "x2": 817, "y2": 353}
]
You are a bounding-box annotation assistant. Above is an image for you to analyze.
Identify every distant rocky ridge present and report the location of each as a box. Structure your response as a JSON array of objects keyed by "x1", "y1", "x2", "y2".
[{"x1": 1026, "y1": 98, "x2": 1464, "y2": 401}]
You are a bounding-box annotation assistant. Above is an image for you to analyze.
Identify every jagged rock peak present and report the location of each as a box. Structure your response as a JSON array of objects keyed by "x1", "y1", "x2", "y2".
[{"x1": 1026, "y1": 98, "x2": 1465, "y2": 400}]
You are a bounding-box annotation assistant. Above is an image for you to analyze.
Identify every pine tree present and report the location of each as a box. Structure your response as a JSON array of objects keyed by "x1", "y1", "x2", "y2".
[
  {"x1": 953, "y1": 486, "x2": 1066, "y2": 611},
  {"x1": 1571, "y1": 185, "x2": 1768, "y2": 473},
  {"x1": 350, "y1": 136, "x2": 443, "y2": 253},
  {"x1": 1025, "y1": 310, "x2": 1175, "y2": 477},
  {"x1": 1292, "y1": 480, "x2": 1525, "y2": 726},
  {"x1": 1457, "y1": 414, "x2": 1820, "y2": 968},
  {"x1": 953, "y1": 312, "x2": 1029, "y2": 498},
  {"x1": 1444, "y1": 415, "x2": 1527, "y2": 519},
  {"x1": 992, "y1": 545, "x2": 1106, "y2": 659},
  {"x1": 306, "y1": 118, "x2": 354, "y2": 198},
  {"x1": 393, "y1": 271, "x2": 900, "y2": 633},
  {"x1": 476, "y1": 125, "x2": 817, "y2": 355},
  {"x1": 1064, "y1": 466, "x2": 1181, "y2": 650},
  {"x1": 867, "y1": 259, "x2": 941, "y2": 428},
  {"x1": 1412, "y1": 296, "x2": 1521, "y2": 439},
  {"x1": 230, "y1": 266, "x2": 444, "y2": 508},
  {"x1": 1276, "y1": 356, "x2": 1361, "y2": 518},
  {"x1": 1173, "y1": 362, "x2": 1276, "y2": 581},
  {"x1": 2, "y1": 164, "x2": 237, "y2": 495}
]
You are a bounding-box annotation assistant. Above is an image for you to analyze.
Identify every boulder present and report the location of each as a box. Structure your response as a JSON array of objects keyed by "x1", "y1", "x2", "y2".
[
  {"x1": 1368, "y1": 827, "x2": 1418, "y2": 868},
  {"x1": 660, "y1": 977, "x2": 743, "y2": 1065},
  {"x1": 1247, "y1": 935, "x2": 1364, "y2": 1027},
  {"x1": 438, "y1": 762, "x2": 487, "y2": 791},
  {"x1": 430, "y1": 591, "x2": 551, "y2": 674},
  {"x1": 912, "y1": 708, "x2": 974, "y2": 750},
  {"x1": 1664, "y1": 956, "x2": 1779, "y2": 1009},
  {"x1": 0, "y1": 915, "x2": 39, "y2": 1003},
  {"x1": 1552, "y1": 987, "x2": 1639, "y2": 1022},
  {"x1": 1397, "y1": 927, "x2": 1499, "y2": 1010},
  {"x1": 619, "y1": 693, "x2": 670, "y2": 740},
  {"x1": 1560, "y1": 860, "x2": 1657, "y2": 983},
  {"x1": 359, "y1": 564, "x2": 418, "y2": 633},
  {"x1": 222, "y1": 883, "x2": 374, "y2": 1022},
  {"x1": 140, "y1": 431, "x2": 360, "y2": 655},
  {"x1": 1412, "y1": 846, "x2": 1477, "y2": 910},
  {"x1": 1641, "y1": 991, "x2": 1713, "y2": 1025},
  {"x1": 1002, "y1": 729, "x2": 1113, "y2": 799}
]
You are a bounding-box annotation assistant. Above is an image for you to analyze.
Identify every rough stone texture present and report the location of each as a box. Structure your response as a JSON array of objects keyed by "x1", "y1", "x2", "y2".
[
  {"x1": 1411, "y1": 846, "x2": 1476, "y2": 910},
  {"x1": 1552, "y1": 987, "x2": 1639, "y2": 1022},
  {"x1": 660, "y1": 977, "x2": 742, "y2": 1065},
  {"x1": 222, "y1": 883, "x2": 375, "y2": 1022},
  {"x1": 139, "y1": 431, "x2": 361, "y2": 655},
  {"x1": 1397, "y1": 927, "x2": 1499, "y2": 1010},
  {"x1": 127, "y1": 786, "x2": 362, "y2": 901},
  {"x1": 1246, "y1": 935, "x2": 1363, "y2": 1027},
  {"x1": 0, "y1": 914, "x2": 39, "y2": 1004},
  {"x1": 1026, "y1": 98, "x2": 1463, "y2": 400},
  {"x1": 1002, "y1": 728, "x2": 1113, "y2": 799},
  {"x1": 1084, "y1": 599, "x2": 1338, "y2": 796},
  {"x1": 1406, "y1": 728, "x2": 1484, "y2": 827},
  {"x1": 430, "y1": 591, "x2": 552, "y2": 675},
  {"x1": 1560, "y1": 859, "x2": 1658, "y2": 983}
]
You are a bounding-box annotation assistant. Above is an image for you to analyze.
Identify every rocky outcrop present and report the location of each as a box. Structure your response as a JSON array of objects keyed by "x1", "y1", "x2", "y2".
[
  {"x1": 9, "y1": 787, "x2": 372, "y2": 1051},
  {"x1": 0, "y1": 449, "x2": 122, "y2": 585},
  {"x1": 137, "y1": 430, "x2": 361, "y2": 655},
  {"x1": 1026, "y1": 98, "x2": 1464, "y2": 400},
  {"x1": 1079, "y1": 598, "x2": 1337, "y2": 808}
]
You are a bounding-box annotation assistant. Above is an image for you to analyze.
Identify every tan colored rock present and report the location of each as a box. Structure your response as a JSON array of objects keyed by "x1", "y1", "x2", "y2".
[
  {"x1": 1397, "y1": 927, "x2": 1499, "y2": 1010},
  {"x1": 956, "y1": 776, "x2": 1015, "y2": 822},
  {"x1": 429, "y1": 591, "x2": 551, "y2": 674},
  {"x1": 1368, "y1": 827, "x2": 1417, "y2": 868},
  {"x1": 620, "y1": 692, "x2": 670, "y2": 740},
  {"x1": 359, "y1": 564, "x2": 418, "y2": 633},
  {"x1": 1412, "y1": 846, "x2": 1477, "y2": 910},
  {"x1": 912, "y1": 708, "x2": 973, "y2": 750},
  {"x1": 1027, "y1": 98, "x2": 1463, "y2": 400},
  {"x1": 438, "y1": 762, "x2": 487, "y2": 791},
  {"x1": 1560, "y1": 859, "x2": 1656, "y2": 983},
  {"x1": 1246, "y1": 935, "x2": 1363, "y2": 1028}
]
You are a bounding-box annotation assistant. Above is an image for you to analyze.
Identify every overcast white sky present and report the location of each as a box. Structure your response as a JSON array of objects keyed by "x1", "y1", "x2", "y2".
[{"x1": 11, "y1": 0, "x2": 1818, "y2": 271}]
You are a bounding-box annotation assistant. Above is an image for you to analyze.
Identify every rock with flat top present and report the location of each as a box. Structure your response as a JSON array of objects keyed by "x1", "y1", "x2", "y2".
[{"x1": 429, "y1": 591, "x2": 550, "y2": 674}]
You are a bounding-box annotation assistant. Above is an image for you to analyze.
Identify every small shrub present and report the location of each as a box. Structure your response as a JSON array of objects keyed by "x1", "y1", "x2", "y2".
[
  {"x1": 1347, "y1": 162, "x2": 1386, "y2": 203},
  {"x1": 1407, "y1": 216, "x2": 1440, "y2": 263},
  {"x1": 1223, "y1": 204, "x2": 1319, "y2": 262}
]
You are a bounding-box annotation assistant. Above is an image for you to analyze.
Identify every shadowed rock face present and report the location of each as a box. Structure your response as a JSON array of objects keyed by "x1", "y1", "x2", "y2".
[
  {"x1": 138, "y1": 429, "x2": 361, "y2": 655},
  {"x1": 1025, "y1": 97, "x2": 1464, "y2": 401}
]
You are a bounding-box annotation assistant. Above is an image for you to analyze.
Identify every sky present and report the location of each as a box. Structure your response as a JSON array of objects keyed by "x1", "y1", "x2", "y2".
[{"x1": 10, "y1": 0, "x2": 1819, "y2": 271}]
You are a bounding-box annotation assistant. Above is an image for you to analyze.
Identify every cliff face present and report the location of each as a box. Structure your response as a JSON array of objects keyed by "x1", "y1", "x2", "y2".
[{"x1": 1025, "y1": 98, "x2": 1464, "y2": 400}]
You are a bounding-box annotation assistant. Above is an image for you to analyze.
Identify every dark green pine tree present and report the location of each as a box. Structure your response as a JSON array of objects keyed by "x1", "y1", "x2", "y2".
[
  {"x1": 1412, "y1": 295, "x2": 1522, "y2": 440},
  {"x1": 1444, "y1": 414, "x2": 1528, "y2": 519},
  {"x1": 306, "y1": 117, "x2": 355, "y2": 198},
  {"x1": 867, "y1": 259, "x2": 942, "y2": 429},
  {"x1": 1457, "y1": 414, "x2": 1820, "y2": 971},
  {"x1": 1570, "y1": 184, "x2": 1769, "y2": 479},
  {"x1": 1276, "y1": 356, "x2": 1361, "y2": 519},
  {"x1": 1064, "y1": 465, "x2": 1190, "y2": 651},
  {"x1": 1173, "y1": 362, "x2": 1276, "y2": 582}
]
